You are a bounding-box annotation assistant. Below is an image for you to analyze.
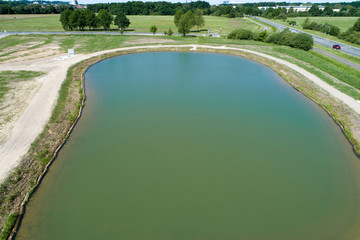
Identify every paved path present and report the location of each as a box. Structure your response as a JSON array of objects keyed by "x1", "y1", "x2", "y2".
[{"x1": 250, "y1": 17, "x2": 360, "y2": 59}]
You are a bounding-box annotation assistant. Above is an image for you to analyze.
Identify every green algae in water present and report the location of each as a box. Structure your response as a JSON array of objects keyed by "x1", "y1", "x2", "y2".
[{"x1": 16, "y1": 52, "x2": 360, "y2": 240}]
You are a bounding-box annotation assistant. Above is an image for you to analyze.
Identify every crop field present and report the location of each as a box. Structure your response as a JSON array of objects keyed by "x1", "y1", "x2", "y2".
[
  {"x1": 274, "y1": 17, "x2": 358, "y2": 32},
  {"x1": 0, "y1": 14, "x2": 262, "y2": 33}
]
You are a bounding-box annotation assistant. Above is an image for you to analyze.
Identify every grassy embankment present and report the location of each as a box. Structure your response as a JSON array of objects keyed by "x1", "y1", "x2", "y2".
[
  {"x1": 314, "y1": 43, "x2": 360, "y2": 66},
  {"x1": 0, "y1": 33, "x2": 360, "y2": 238},
  {"x1": 0, "y1": 14, "x2": 261, "y2": 33},
  {"x1": 0, "y1": 59, "x2": 85, "y2": 240}
]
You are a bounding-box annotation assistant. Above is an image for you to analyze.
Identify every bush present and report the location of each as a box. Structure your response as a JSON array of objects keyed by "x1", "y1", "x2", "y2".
[
  {"x1": 321, "y1": 23, "x2": 340, "y2": 36},
  {"x1": 274, "y1": 12, "x2": 287, "y2": 20},
  {"x1": 304, "y1": 20, "x2": 340, "y2": 36},
  {"x1": 267, "y1": 29, "x2": 313, "y2": 51},
  {"x1": 254, "y1": 31, "x2": 268, "y2": 41},
  {"x1": 228, "y1": 28, "x2": 253, "y2": 40},
  {"x1": 353, "y1": 17, "x2": 360, "y2": 31},
  {"x1": 290, "y1": 33, "x2": 313, "y2": 51},
  {"x1": 150, "y1": 25, "x2": 157, "y2": 35},
  {"x1": 228, "y1": 28, "x2": 313, "y2": 51},
  {"x1": 168, "y1": 28, "x2": 173, "y2": 36},
  {"x1": 267, "y1": 29, "x2": 295, "y2": 45}
]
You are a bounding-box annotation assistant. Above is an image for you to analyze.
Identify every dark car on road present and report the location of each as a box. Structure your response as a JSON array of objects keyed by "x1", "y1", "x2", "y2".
[{"x1": 333, "y1": 44, "x2": 341, "y2": 50}]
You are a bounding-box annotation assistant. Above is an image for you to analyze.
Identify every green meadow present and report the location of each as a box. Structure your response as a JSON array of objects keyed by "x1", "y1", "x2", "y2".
[{"x1": 0, "y1": 14, "x2": 262, "y2": 33}]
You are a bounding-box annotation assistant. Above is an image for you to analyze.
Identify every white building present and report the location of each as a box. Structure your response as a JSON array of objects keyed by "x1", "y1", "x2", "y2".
[
  {"x1": 70, "y1": 0, "x2": 78, "y2": 6},
  {"x1": 258, "y1": 5, "x2": 324, "y2": 12},
  {"x1": 222, "y1": 1, "x2": 247, "y2": 4}
]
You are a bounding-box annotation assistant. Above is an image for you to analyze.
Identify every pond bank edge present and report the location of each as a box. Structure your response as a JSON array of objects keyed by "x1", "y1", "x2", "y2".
[{"x1": 2, "y1": 46, "x2": 360, "y2": 240}]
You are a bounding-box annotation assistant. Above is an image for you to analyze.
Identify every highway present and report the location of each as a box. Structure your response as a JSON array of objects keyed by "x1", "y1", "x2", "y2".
[{"x1": 251, "y1": 16, "x2": 360, "y2": 58}]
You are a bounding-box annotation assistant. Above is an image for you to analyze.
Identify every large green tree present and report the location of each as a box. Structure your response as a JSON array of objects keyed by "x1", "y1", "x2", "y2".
[
  {"x1": 114, "y1": 11, "x2": 130, "y2": 33},
  {"x1": 69, "y1": 10, "x2": 81, "y2": 30},
  {"x1": 84, "y1": 9, "x2": 97, "y2": 30},
  {"x1": 194, "y1": 9, "x2": 205, "y2": 32},
  {"x1": 60, "y1": 9, "x2": 72, "y2": 30},
  {"x1": 78, "y1": 10, "x2": 87, "y2": 30},
  {"x1": 97, "y1": 9, "x2": 113, "y2": 30},
  {"x1": 353, "y1": 18, "x2": 360, "y2": 31},
  {"x1": 174, "y1": 9, "x2": 183, "y2": 27},
  {"x1": 177, "y1": 10, "x2": 195, "y2": 36}
]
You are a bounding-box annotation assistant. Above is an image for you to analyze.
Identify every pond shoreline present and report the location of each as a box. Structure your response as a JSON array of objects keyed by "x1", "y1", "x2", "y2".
[{"x1": 1, "y1": 45, "x2": 360, "y2": 240}]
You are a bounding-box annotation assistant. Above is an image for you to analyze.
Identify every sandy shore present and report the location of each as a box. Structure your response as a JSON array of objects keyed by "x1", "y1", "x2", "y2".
[{"x1": 1, "y1": 44, "x2": 360, "y2": 182}]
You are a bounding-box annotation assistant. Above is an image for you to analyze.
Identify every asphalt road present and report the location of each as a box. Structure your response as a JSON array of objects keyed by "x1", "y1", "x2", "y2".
[{"x1": 251, "y1": 16, "x2": 360, "y2": 59}]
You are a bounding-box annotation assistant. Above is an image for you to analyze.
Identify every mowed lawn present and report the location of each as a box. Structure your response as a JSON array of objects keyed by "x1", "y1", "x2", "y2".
[
  {"x1": 0, "y1": 14, "x2": 62, "y2": 31},
  {"x1": 0, "y1": 14, "x2": 262, "y2": 33},
  {"x1": 275, "y1": 17, "x2": 358, "y2": 32}
]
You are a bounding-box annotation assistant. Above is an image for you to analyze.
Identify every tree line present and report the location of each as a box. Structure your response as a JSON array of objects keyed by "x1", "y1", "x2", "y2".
[
  {"x1": 339, "y1": 18, "x2": 360, "y2": 44},
  {"x1": 59, "y1": 7, "x2": 206, "y2": 36},
  {"x1": 87, "y1": 1, "x2": 210, "y2": 16},
  {"x1": 3, "y1": 0, "x2": 360, "y2": 17},
  {"x1": 288, "y1": 17, "x2": 360, "y2": 45},
  {"x1": 0, "y1": 1, "x2": 72, "y2": 14},
  {"x1": 260, "y1": 4, "x2": 360, "y2": 20},
  {"x1": 60, "y1": 9, "x2": 130, "y2": 32}
]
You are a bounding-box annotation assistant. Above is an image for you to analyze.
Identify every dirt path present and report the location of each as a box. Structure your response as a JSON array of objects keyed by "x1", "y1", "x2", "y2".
[
  {"x1": 244, "y1": 17, "x2": 269, "y2": 31},
  {"x1": 1, "y1": 44, "x2": 360, "y2": 182}
]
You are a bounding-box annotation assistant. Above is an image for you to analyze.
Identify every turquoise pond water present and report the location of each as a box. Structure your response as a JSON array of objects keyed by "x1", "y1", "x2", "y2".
[{"x1": 15, "y1": 52, "x2": 360, "y2": 240}]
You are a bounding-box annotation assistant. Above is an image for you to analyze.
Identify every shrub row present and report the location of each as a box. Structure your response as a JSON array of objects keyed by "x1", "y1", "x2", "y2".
[
  {"x1": 302, "y1": 18, "x2": 340, "y2": 36},
  {"x1": 228, "y1": 28, "x2": 313, "y2": 51}
]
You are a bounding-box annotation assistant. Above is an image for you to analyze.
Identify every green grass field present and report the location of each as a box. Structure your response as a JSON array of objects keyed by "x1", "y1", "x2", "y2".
[
  {"x1": 0, "y1": 14, "x2": 261, "y2": 33},
  {"x1": 0, "y1": 14, "x2": 62, "y2": 31}
]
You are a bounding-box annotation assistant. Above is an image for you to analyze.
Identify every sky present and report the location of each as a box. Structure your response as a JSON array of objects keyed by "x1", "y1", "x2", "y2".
[{"x1": 77, "y1": 0, "x2": 356, "y2": 5}]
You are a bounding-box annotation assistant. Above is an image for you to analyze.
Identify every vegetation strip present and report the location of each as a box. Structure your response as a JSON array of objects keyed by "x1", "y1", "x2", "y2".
[{"x1": 0, "y1": 45, "x2": 359, "y2": 240}]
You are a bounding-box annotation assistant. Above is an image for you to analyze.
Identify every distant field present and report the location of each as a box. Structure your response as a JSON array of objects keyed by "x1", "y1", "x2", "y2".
[
  {"x1": 0, "y1": 14, "x2": 262, "y2": 33},
  {"x1": 0, "y1": 14, "x2": 61, "y2": 31},
  {"x1": 274, "y1": 17, "x2": 358, "y2": 32}
]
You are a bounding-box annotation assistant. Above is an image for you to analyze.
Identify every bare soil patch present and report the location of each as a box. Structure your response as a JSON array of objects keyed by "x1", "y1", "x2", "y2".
[
  {"x1": 123, "y1": 37, "x2": 175, "y2": 46},
  {"x1": 0, "y1": 75, "x2": 44, "y2": 144}
]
